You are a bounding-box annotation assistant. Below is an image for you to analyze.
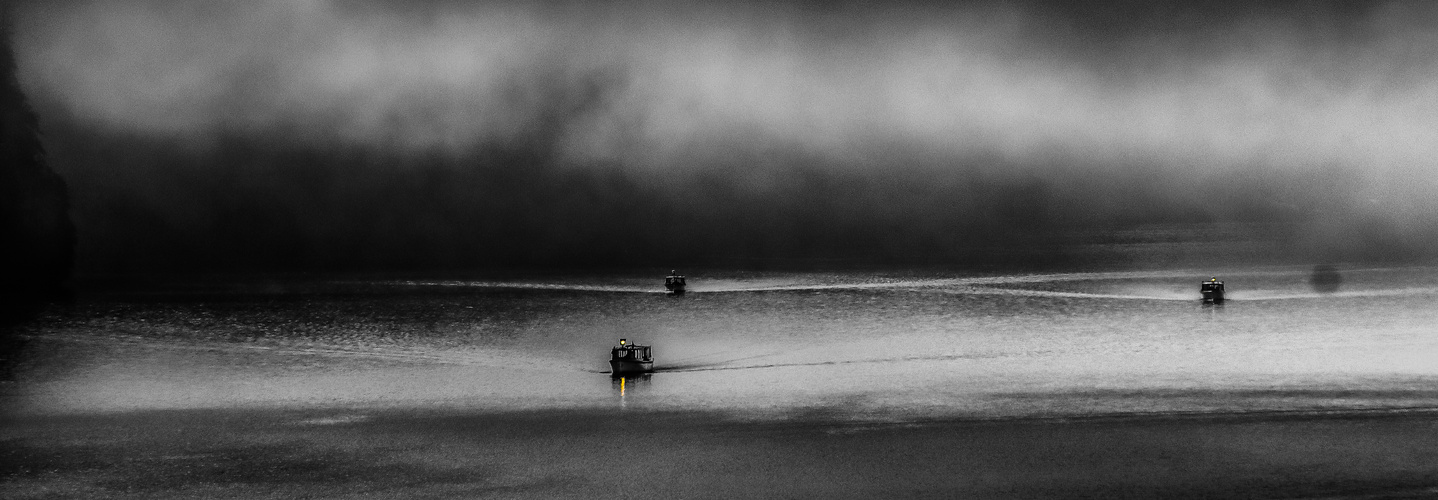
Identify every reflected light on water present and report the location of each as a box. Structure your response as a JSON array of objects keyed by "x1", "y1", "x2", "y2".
[{"x1": 612, "y1": 374, "x2": 652, "y2": 406}]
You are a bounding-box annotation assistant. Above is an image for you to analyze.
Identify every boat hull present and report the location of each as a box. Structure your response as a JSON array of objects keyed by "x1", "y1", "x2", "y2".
[
  {"x1": 610, "y1": 359, "x2": 654, "y2": 374},
  {"x1": 1202, "y1": 290, "x2": 1224, "y2": 303}
]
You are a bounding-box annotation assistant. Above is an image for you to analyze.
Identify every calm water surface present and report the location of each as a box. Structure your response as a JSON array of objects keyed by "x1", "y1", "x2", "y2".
[{"x1": 17, "y1": 265, "x2": 1438, "y2": 421}]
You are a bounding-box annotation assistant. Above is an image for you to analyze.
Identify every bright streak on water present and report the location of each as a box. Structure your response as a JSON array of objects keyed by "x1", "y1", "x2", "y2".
[{"x1": 19, "y1": 265, "x2": 1438, "y2": 421}]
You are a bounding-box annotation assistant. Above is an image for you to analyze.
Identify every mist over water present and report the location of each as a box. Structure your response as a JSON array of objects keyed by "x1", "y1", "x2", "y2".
[
  {"x1": 16, "y1": 1, "x2": 1438, "y2": 169},
  {"x1": 8, "y1": 1, "x2": 1438, "y2": 272}
]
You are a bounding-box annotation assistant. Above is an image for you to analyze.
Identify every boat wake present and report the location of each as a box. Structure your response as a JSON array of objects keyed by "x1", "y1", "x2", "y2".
[
  {"x1": 941, "y1": 287, "x2": 1195, "y2": 301},
  {"x1": 360, "y1": 270, "x2": 1216, "y2": 294},
  {"x1": 358, "y1": 267, "x2": 1438, "y2": 302},
  {"x1": 368, "y1": 279, "x2": 663, "y2": 293},
  {"x1": 1230, "y1": 287, "x2": 1438, "y2": 301},
  {"x1": 657, "y1": 352, "x2": 1011, "y2": 373}
]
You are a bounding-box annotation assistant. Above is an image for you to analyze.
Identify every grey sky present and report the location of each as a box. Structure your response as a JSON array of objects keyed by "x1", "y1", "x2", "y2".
[
  {"x1": 18, "y1": 1, "x2": 1438, "y2": 174},
  {"x1": 10, "y1": 0, "x2": 1438, "y2": 270}
]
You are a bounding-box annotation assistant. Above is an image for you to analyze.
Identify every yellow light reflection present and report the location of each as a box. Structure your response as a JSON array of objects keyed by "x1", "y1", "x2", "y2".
[{"x1": 620, "y1": 376, "x2": 626, "y2": 397}]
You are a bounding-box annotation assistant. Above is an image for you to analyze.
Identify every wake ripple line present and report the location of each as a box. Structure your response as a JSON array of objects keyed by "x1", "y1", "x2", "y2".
[
  {"x1": 374, "y1": 280, "x2": 662, "y2": 293},
  {"x1": 657, "y1": 351, "x2": 1015, "y2": 373},
  {"x1": 1232, "y1": 287, "x2": 1438, "y2": 300},
  {"x1": 942, "y1": 287, "x2": 1193, "y2": 301},
  {"x1": 354, "y1": 266, "x2": 1437, "y2": 294}
]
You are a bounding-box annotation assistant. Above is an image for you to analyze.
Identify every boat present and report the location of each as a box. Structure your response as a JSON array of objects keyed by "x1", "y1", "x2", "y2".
[
  {"x1": 664, "y1": 270, "x2": 686, "y2": 295},
  {"x1": 609, "y1": 338, "x2": 654, "y2": 374},
  {"x1": 1200, "y1": 277, "x2": 1225, "y2": 303}
]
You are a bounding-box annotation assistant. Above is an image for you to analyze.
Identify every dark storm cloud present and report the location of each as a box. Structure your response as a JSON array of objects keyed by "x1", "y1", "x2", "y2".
[{"x1": 9, "y1": 0, "x2": 1438, "y2": 271}]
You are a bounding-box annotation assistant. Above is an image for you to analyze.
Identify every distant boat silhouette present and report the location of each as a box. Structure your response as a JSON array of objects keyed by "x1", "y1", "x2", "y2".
[
  {"x1": 1200, "y1": 277, "x2": 1225, "y2": 303},
  {"x1": 664, "y1": 270, "x2": 686, "y2": 295}
]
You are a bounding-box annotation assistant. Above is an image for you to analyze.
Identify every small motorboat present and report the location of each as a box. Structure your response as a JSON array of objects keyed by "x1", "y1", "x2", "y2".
[
  {"x1": 664, "y1": 270, "x2": 686, "y2": 295},
  {"x1": 609, "y1": 338, "x2": 654, "y2": 374},
  {"x1": 1200, "y1": 277, "x2": 1225, "y2": 303}
]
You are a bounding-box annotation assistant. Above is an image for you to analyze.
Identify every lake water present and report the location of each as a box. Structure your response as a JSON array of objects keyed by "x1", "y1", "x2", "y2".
[{"x1": 15, "y1": 264, "x2": 1438, "y2": 422}]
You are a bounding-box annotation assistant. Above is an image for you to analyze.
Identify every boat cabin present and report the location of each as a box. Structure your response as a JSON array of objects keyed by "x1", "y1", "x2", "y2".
[
  {"x1": 610, "y1": 338, "x2": 654, "y2": 374},
  {"x1": 664, "y1": 270, "x2": 686, "y2": 295},
  {"x1": 1200, "y1": 277, "x2": 1225, "y2": 303}
]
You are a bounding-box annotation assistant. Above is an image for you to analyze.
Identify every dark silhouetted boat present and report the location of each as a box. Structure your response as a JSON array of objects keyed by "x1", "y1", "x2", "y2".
[
  {"x1": 1200, "y1": 277, "x2": 1225, "y2": 303},
  {"x1": 610, "y1": 338, "x2": 654, "y2": 374},
  {"x1": 664, "y1": 270, "x2": 686, "y2": 295}
]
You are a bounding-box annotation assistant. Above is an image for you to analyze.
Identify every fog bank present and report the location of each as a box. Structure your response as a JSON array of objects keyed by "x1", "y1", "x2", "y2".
[{"x1": 11, "y1": 1, "x2": 1438, "y2": 272}]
